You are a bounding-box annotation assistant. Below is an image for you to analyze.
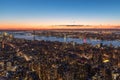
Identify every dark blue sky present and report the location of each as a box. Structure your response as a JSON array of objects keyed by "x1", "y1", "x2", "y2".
[{"x1": 0, "y1": 0, "x2": 120, "y2": 25}]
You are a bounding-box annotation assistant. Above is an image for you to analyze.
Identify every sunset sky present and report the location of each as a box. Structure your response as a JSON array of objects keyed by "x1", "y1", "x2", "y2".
[{"x1": 0, "y1": 0, "x2": 120, "y2": 29}]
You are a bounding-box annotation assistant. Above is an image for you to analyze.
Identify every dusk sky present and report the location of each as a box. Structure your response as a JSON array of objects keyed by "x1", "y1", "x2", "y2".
[{"x1": 0, "y1": 0, "x2": 120, "y2": 29}]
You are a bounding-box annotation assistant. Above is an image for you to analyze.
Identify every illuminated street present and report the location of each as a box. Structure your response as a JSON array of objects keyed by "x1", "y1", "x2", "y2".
[{"x1": 0, "y1": 31, "x2": 120, "y2": 80}]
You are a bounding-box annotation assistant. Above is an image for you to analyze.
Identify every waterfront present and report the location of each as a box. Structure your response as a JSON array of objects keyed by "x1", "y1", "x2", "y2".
[
  {"x1": 11, "y1": 31, "x2": 120, "y2": 47},
  {"x1": 1, "y1": 0, "x2": 120, "y2": 79},
  {"x1": 0, "y1": 30, "x2": 120, "y2": 80}
]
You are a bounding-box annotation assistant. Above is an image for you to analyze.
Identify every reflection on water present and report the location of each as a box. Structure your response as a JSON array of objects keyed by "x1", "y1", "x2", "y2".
[{"x1": 14, "y1": 33, "x2": 120, "y2": 47}]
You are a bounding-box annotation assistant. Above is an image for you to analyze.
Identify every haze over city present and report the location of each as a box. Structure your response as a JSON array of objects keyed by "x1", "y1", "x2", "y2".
[{"x1": 0, "y1": 0, "x2": 120, "y2": 30}]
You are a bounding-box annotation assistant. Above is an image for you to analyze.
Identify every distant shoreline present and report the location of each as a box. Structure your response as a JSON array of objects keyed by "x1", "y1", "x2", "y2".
[
  {"x1": 0, "y1": 28, "x2": 120, "y2": 31},
  {"x1": 0, "y1": 25, "x2": 120, "y2": 30}
]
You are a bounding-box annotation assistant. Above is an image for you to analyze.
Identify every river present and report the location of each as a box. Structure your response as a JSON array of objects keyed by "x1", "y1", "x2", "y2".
[{"x1": 12, "y1": 32, "x2": 120, "y2": 47}]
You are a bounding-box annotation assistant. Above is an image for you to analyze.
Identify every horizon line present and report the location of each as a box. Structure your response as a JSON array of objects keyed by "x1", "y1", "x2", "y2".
[{"x1": 0, "y1": 24, "x2": 120, "y2": 30}]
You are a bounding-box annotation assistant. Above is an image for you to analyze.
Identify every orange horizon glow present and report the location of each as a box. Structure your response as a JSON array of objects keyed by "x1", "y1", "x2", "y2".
[{"x1": 0, "y1": 23, "x2": 120, "y2": 30}]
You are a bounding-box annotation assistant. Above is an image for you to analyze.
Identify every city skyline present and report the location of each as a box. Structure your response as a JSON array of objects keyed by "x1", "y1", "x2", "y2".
[{"x1": 0, "y1": 0, "x2": 120, "y2": 29}]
